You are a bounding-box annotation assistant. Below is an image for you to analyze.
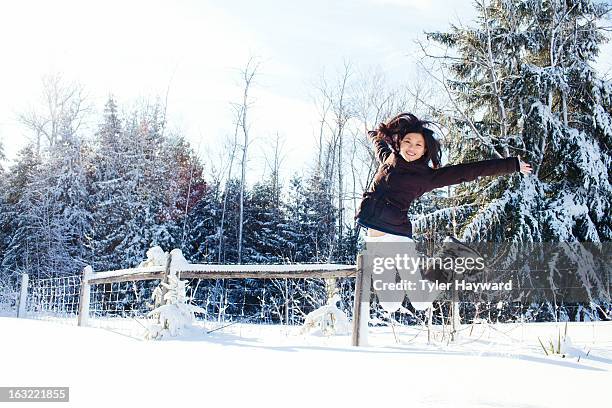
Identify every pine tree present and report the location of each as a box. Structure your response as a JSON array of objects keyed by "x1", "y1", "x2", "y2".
[
  {"x1": 305, "y1": 171, "x2": 337, "y2": 262},
  {"x1": 244, "y1": 178, "x2": 285, "y2": 263},
  {"x1": 1, "y1": 146, "x2": 43, "y2": 279},
  {"x1": 1, "y1": 132, "x2": 91, "y2": 279},
  {"x1": 91, "y1": 99, "x2": 180, "y2": 269},
  {"x1": 425, "y1": 0, "x2": 611, "y2": 243},
  {"x1": 46, "y1": 134, "x2": 93, "y2": 270},
  {"x1": 0, "y1": 141, "x2": 12, "y2": 283},
  {"x1": 182, "y1": 181, "x2": 221, "y2": 263},
  {"x1": 90, "y1": 96, "x2": 132, "y2": 270},
  {"x1": 279, "y1": 175, "x2": 309, "y2": 262},
  {"x1": 424, "y1": 0, "x2": 611, "y2": 305},
  {"x1": 281, "y1": 171, "x2": 336, "y2": 263},
  {"x1": 113, "y1": 102, "x2": 175, "y2": 267},
  {"x1": 215, "y1": 179, "x2": 242, "y2": 264}
]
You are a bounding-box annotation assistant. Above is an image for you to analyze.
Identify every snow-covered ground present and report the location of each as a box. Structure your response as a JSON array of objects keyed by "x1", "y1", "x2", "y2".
[{"x1": 1, "y1": 316, "x2": 610, "y2": 408}]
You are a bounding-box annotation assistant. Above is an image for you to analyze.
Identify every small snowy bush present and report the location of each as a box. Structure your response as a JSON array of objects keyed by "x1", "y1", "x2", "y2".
[
  {"x1": 301, "y1": 294, "x2": 350, "y2": 336},
  {"x1": 146, "y1": 271, "x2": 205, "y2": 340}
]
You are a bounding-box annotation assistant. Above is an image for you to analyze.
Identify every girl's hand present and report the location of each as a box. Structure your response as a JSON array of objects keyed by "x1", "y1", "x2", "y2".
[{"x1": 518, "y1": 155, "x2": 532, "y2": 175}]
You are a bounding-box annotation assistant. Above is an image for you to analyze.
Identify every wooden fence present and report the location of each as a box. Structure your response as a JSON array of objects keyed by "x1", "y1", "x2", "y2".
[{"x1": 66, "y1": 253, "x2": 368, "y2": 346}]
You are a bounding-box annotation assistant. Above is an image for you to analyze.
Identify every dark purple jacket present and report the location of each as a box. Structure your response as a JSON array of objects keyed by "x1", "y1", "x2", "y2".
[{"x1": 355, "y1": 135, "x2": 520, "y2": 237}]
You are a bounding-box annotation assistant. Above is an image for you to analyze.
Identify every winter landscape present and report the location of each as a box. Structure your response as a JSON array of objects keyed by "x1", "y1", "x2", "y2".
[
  {"x1": 1, "y1": 0, "x2": 611, "y2": 407},
  {"x1": 1, "y1": 315, "x2": 611, "y2": 407}
]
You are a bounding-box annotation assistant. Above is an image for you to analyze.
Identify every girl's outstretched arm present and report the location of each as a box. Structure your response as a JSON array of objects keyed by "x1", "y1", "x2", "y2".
[
  {"x1": 427, "y1": 157, "x2": 521, "y2": 191},
  {"x1": 369, "y1": 133, "x2": 392, "y2": 164}
]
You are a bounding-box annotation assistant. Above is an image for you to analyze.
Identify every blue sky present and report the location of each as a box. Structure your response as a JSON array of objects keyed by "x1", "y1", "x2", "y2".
[{"x1": 1, "y1": 0, "x2": 610, "y2": 180}]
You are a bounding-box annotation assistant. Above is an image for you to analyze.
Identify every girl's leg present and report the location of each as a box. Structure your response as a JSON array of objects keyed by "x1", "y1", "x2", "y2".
[
  {"x1": 393, "y1": 237, "x2": 440, "y2": 311},
  {"x1": 364, "y1": 234, "x2": 405, "y2": 314},
  {"x1": 365, "y1": 234, "x2": 441, "y2": 312}
]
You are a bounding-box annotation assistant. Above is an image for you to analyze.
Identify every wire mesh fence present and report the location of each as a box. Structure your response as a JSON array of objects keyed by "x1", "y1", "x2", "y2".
[
  {"x1": 18, "y1": 274, "x2": 358, "y2": 336},
  {"x1": 26, "y1": 275, "x2": 81, "y2": 325},
  {"x1": 185, "y1": 277, "x2": 355, "y2": 325},
  {"x1": 89, "y1": 280, "x2": 158, "y2": 318}
]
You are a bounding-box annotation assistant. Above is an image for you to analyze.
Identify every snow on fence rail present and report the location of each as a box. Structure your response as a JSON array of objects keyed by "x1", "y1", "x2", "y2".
[
  {"x1": 87, "y1": 263, "x2": 356, "y2": 284},
  {"x1": 86, "y1": 266, "x2": 166, "y2": 284}
]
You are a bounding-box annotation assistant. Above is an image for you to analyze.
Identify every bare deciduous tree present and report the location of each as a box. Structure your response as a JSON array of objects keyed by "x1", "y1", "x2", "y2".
[
  {"x1": 218, "y1": 104, "x2": 242, "y2": 263},
  {"x1": 235, "y1": 57, "x2": 260, "y2": 264},
  {"x1": 312, "y1": 61, "x2": 356, "y2": 259},
  {"x1": 19, "y1": 72, "x2": 91, "y2": 154},
  {"x1": 263, "y1": 132, "x2": 287, "y2": 208}
]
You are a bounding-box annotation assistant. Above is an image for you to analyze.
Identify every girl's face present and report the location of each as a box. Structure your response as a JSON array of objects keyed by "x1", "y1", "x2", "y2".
[{"x1": 399, "y1": 132, "x2": 426, "y2": 162}]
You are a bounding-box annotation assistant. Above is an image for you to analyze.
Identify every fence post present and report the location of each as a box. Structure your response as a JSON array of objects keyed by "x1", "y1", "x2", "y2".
[
  {"x1": 352, "y1": 254, "x2": 370, "y2": 346},
  {"x1": 158, "y1": 252, "x2": 172, "y2": 308},
  {"x1": 78, "y1": 266, "x2": 93, "y2": 327},
  {"x1": 17, "y1": 273, "x2": 29, "y2": 318}
]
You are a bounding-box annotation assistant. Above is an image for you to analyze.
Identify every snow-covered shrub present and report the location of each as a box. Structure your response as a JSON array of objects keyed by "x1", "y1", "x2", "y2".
[
  {"x1": 146, "y1": 273, "x2": 206, "y2": 339},
  {"x1": 301, "y1": 294, "x2": 350, "y2": 336}
]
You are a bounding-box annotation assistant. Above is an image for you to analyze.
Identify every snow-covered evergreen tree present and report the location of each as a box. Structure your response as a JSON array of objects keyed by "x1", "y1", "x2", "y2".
[
  {"x1": 0, "y1": 141, "x2": 6, "y2": 241},
  {"x1": 422, "y1": 0, "x2": 611, "y2": 305},
  {"x1": 45, "y1": 134, "x2": 93, "y2": 271},
  {"x1": 424, "y1": 0, "x2": 611, "y2": 243},
  {"x1": 0, "y1": 145, "x2": 41, "y2": 280},
  {"x1": 279, "y1": 175, "x2": 309, "y2": 262},
  {"x1": 90, "y1": 96, "x2": 132, "y2": 270},
  {"x1": 91, "y1": 98, "x2": 183, "y2": 269},
  {"x1": 2, "y1": 128, "x2": 92, "y2": 278},
  {"x1": 0, "y1": 141, "x2": 10, "y2": 282},
  {"x1": 281, "y1": 171, "x2": 337, "y2": 263},
  {"x1": 303, "y1": 171, "x2": 337, "y2": 262},
  {"x1": 182, "y1": 181, "x2": 221, "y2": 263},
  {"x1": 146, "y1": 248, "x2": 206, "y2": 339},
  {"x1": 113, "y1": 103, "x2": 174, "y2": 267},
  {"x1": 243, "y1": 178, "x2": 285, "y2": 263}
]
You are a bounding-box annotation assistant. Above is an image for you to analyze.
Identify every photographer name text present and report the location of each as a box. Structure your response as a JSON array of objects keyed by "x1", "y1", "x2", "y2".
[{"x1": 372, "y1": 279, "x2": 513, "y2": 292}]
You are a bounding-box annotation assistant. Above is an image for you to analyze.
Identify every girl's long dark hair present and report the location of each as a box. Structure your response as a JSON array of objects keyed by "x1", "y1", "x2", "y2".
[{"x1": 368, "y1": 112, "x2": 442, "y2": 168}]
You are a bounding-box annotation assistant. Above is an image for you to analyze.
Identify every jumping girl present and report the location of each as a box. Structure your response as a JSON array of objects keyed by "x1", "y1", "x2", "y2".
[
  {"x1": 356, "y1": 112, "x2": 532, "y2": 238},
  {"x1": 355, "y1": 113, "x2": 532, "y2": 311}
]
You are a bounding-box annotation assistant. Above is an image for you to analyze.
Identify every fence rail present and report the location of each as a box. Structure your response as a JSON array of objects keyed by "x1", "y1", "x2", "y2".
[{"x1": 64, "y1": 252, "x2": 365, "y2": 342}]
